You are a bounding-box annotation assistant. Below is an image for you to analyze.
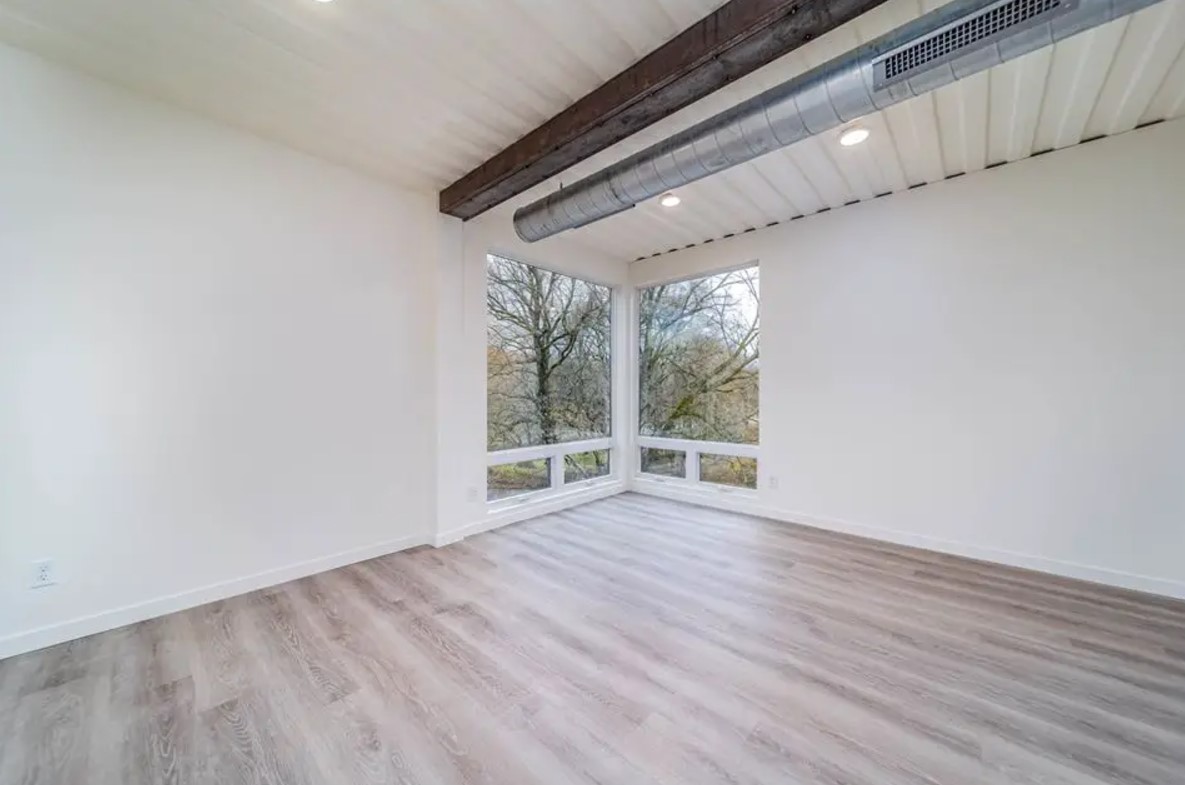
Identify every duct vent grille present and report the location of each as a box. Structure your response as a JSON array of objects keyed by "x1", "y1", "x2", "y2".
[{"x1": 881, "y1": 0, "x2": 1062, "y2": 83}]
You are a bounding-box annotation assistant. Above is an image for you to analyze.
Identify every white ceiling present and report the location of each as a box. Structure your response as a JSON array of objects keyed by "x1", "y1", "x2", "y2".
[
  {"x1": 507, "y1": 0, "x2": 1185, "y2": 261},
  {"x1": 0, "y1": 0, "x2": 727, "y2": 193},
  {"x1": 3, "y1": 0, "x2": 1183, "y2": 261}
]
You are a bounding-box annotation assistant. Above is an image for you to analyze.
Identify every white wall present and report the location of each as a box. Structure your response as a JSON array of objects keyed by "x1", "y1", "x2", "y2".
[
  {"x1": 0, "y1": 44, "x2": 444, "y2": 656},
  {"x1": 434, "y1": 203, "x2": 631, "y2": 543},
  {"x1": 631, "y1": 118, "x2": 1185, "y2": 598}
]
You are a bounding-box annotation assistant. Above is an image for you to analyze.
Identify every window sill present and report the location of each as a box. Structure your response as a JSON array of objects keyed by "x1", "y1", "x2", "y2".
[
  {"x1": 632, "y1": 473, "x2": 759, "y2": 498},
  {"x1": 487, "y1": 474, "x2": 619, "y2": 510},
  {"x1": 435, "y1": 477, "x2": 626, "y2": 548}
]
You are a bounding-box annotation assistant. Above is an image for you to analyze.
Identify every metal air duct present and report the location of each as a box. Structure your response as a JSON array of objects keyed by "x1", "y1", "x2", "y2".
[{"x1": 514, "y1": 0, "x2": 1165, "y2": 242}]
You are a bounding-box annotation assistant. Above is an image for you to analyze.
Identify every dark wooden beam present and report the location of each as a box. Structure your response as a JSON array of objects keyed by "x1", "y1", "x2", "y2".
[{"x1": 439, "y1": 0, "x2": 891, "y2": 220}]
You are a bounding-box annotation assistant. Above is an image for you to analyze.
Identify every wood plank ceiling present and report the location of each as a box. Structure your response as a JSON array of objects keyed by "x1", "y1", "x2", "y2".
[
  {"x1": 504, "y1": 0, "x2": 1185, "y2": 261},
  {"x1": 0, "y1": 0, "x2": 729, "y2": 193},
  {"x1": 2, "y1": 0, "x2": 1182, "y2": 262}
]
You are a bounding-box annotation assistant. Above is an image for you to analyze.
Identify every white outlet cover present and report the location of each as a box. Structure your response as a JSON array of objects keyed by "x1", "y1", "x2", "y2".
[{"x1": 31, "y1": 559, "x2": 56, "y2": 588}]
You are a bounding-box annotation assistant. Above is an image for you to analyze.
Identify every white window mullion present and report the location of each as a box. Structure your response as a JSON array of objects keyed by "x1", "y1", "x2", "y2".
[
  {"x1": 550, "y1": 449, "x2": 565, "y2": 490},
  {"x1": 636, "y1": 436, "x2": 758, "y2": 460},
  {"x1": 488, "y1": 437, "x2": 613, "y2": 466}
]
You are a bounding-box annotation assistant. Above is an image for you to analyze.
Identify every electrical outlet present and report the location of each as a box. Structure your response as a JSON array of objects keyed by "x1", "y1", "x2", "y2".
[
  {"x1": 31, "y1": 559, "x2": 56, "y2": 589},
  {"x1": 768, "y1": 475, "x2": 780, "y2": 490},
  {"x1": 466, "y1": 486, "x2": 479, "y2": 503}
]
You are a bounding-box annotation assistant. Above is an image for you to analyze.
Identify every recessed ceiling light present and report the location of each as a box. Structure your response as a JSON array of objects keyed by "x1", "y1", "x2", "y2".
[
  {"x1": 839, "y1": 127, "x2": 870, "y2": 147},
  {"x1": 660, "y1": 192, "x2": 681, "y2": 208}
]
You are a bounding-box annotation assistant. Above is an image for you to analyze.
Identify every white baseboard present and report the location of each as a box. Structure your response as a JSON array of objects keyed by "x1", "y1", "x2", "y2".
[
  {"x1": 632, "y1": 478, "x2": 1185, "y2": 601},
  {"x1": 12, "y1": 480, "x2": 1177, "y2": 661},
  {"x1": 0, "y1": 532, "x2": 433, "y2": 660},
  {"x1": 435, "y1": 480, "x2": 626, "y2": 547}
]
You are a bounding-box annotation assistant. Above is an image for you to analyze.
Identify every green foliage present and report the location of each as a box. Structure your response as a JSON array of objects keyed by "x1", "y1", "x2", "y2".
[
  {"x1": 563, "y1": 449, "x2": 611, "y2": 483},
  {"x1": 487, "y1": 459, "x2": 550, "y2": 500},
  {"x1": 639, "y1": 448, "x2": 685, "y2": 478},
  {"x1": 699, "y1": 454, "x2": 758, "y2": 489}
]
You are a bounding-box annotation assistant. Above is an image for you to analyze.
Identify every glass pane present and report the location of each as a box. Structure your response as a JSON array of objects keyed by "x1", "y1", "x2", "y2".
[
  {"x1": 564, "y1": 450, "x2": 611, "y2": 483},
  {"x1": 487, "y1": 255, "x2": 611, "y2": 451},
  {"x1": 640, "y1": 448, "x2": 685, "y2": 478},
  {"x1": 699, "y1": 454, "x2": 757, "y2": 489},
  {"x1": 487, "y1": 458, "x2": 550, "y2": 501},
  {"x1": 639, "y1": 267, "x2": 759, "y2": 444}
]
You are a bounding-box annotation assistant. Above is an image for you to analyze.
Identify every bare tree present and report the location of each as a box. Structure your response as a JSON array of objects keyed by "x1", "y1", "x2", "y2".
[
  {"x1": 639, "y1": 267, "x2": 759, "y2": 444},
  {"x1": 487, "y1": 257, "x2": 757, "y2": 493},
  {"x1": 486, "y1": 256, "x2": 611, "y2": 451}
]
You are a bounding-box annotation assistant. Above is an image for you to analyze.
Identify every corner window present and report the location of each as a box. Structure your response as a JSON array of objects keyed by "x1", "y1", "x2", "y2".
[
  {"x1": 638, "y1": 266, "x2": 759, "y2": 487},
  {"x1": 486, "y1": 255, "x2": 613, "y2": 501}
]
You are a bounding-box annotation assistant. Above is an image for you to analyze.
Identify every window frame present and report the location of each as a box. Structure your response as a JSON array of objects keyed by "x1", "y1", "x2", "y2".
[
  {"x1": 632, "y1": 262, "x2": 760, "y2": 493},
  {"x1": 485, "y1": 253, "x2": 620, "y2": 506}
]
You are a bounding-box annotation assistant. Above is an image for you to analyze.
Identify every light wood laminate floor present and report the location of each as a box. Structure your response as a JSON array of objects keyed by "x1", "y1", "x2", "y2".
[{"x1": 2, "y1": 493, "x2": 1184, "y2": 785}]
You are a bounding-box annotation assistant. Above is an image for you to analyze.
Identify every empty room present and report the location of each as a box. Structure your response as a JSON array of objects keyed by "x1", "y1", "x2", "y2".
[{"x1": 2, "y1": 0, "x2": 1184, "y2": 782}]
